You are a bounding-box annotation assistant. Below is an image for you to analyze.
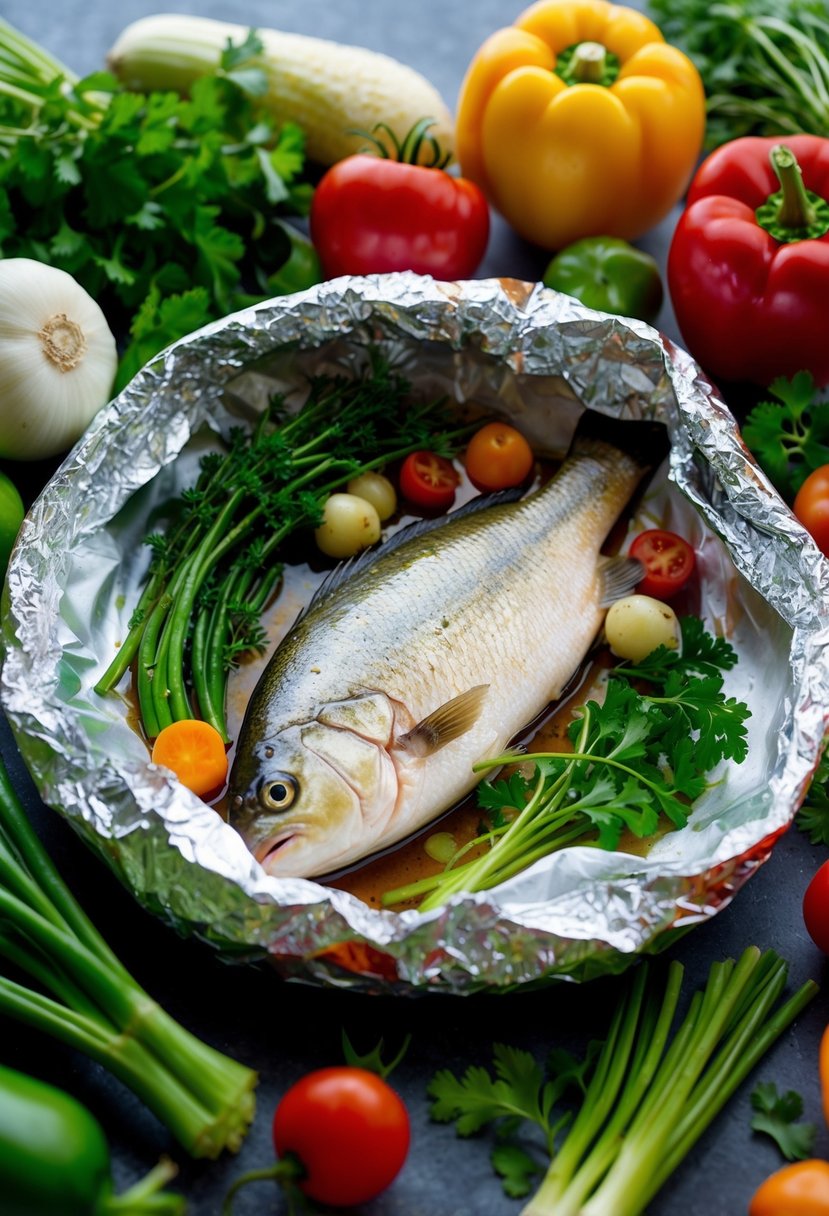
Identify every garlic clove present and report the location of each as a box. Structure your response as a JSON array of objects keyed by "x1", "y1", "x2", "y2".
[{"x1": 0, "y1": 258, "x2": 118, "y2": 461}]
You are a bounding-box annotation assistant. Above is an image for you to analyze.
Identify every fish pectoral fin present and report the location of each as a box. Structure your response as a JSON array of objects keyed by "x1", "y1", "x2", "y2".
[
  {"x1": 597, "y1": 555, "x2": 645, "y2": 608},
  {"x1": 398, "y1": 684, "x2": 490, "y2": 758}
]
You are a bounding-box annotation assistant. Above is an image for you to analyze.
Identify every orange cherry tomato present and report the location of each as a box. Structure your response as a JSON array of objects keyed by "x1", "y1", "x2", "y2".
[
  {"x1": 749, "y1": 1160, "x2": 829, "y2": 1216},
  {"x1": 464, "y1": 423, "x2": 534, "y2": 491},
  {"x1": 794, "y1": 466, "x2": 829, "y2": 557},
  {"x1": 151, "y1": 719, "x2": 228, "y2": 797},
  {"x1": 821, "y1": 1024, "x2": 829, "y2": 1131}
]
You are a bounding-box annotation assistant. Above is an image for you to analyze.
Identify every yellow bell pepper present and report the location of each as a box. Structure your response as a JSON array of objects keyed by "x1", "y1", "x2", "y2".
[{"x1": 456, "y1": 0, "x2": 705, "y2": 250}]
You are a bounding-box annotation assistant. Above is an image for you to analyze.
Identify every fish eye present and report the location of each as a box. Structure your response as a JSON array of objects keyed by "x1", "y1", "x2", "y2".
[{"x1": 259, "y1": 773, "x2": 298, "y2": 812}]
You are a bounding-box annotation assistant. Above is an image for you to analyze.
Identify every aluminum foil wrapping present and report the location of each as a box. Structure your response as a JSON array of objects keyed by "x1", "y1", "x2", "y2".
[{"x1": 3, "y1": 273, "x2": 829, "y2": 995}]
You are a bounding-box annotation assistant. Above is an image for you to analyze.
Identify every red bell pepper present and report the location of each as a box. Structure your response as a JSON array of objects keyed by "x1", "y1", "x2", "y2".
[{"x1": 668, "y1": 135, "x2": 829, "y2": 387}]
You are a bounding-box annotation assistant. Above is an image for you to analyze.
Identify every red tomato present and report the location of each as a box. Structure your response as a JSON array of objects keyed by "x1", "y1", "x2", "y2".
[
  {"x1": 629, "y1": 529, "x2": 696, "y2": 599},
  {"x1": 794, "y1": 466, "x2": 829, "y2": 557},
  {"x1": 310, "y1": 156, "x2": 490, "y2": 279},
  {"x1": 272, "y1": 1067, "x2": 410, "y2": 1207},
  {"x1": 803, "y1": 859, "x2": 829, "y2": 954},
  {"x1": 464, "y1": 422, "x2": 534, "y2": 491},
  {"x1": 399, "y1": 451, "x2": 460, "y2": 511}
]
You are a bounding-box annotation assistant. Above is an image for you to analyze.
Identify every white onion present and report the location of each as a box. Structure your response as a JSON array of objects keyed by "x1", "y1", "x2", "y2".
[{"x1": 0, "y1": 258, "x2": 118, "y2": 460}]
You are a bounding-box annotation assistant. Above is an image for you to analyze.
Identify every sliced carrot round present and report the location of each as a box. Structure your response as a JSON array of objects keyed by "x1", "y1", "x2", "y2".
[{"x1": 151, "y1": 719, "x2": 228, "y2": 797}]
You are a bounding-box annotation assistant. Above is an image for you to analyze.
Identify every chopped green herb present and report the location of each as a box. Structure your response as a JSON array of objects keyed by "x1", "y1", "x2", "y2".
[
  {"x1": 798, "y1": 749, "x2": 829, "y2": 846},
  {"x1": 750, "y1": 1081, "x2": 817, "y2": 1161}
]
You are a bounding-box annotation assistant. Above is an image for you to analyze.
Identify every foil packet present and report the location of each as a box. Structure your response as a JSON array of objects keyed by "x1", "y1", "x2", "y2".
[{"x1": 3, "y1": 273, "x2": 828, "y2": 995}]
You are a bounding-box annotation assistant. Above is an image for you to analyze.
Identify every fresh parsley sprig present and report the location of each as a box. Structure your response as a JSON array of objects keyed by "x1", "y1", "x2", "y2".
[
  {"x1": 742, "y1": 371, "x2": 829, "y2": 502},
  {"x1": 0, "y1": 20, "x2": 312, "y2": 388},
  {"x1": 750, "y1": 1081, "x2": 817, "y2": 1161},
  {"x1": 430, "y1": 951, "x2": 817, "y2": 1214},
  {"x1": 384, "y1": 617, "x2": 750, "y2": 910}
]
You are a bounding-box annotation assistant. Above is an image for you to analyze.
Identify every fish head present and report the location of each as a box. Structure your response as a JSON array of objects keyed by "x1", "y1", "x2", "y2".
[{"x1": 228, "y1": 691, "x2": 403, "y2": 877}]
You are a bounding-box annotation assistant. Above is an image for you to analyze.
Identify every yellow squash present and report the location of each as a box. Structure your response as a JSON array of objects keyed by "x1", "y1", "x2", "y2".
[{"x1": 456, "y1": 0, "x2": 705, "y2": 250}]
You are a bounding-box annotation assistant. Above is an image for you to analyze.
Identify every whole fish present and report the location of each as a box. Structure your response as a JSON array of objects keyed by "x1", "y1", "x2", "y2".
[{"x1": 227, "y1": 414, "x2": 662, "y2": 878}]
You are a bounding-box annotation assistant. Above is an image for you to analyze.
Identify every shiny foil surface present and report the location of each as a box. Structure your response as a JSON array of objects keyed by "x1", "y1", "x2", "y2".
[{"x1": 3, "y1": 273, "x2": 828, "y2": 994}]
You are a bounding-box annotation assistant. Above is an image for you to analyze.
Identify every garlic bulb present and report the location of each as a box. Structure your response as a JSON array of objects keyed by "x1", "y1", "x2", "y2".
[{"x1": 0, "y1": 259, "x2": 118, "y2": 461}]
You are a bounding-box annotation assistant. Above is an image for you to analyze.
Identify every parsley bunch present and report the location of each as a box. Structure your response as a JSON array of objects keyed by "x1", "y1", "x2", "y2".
[
  {"x1": 0, "y1": 20, "x2": 312, "y2": 389},
  {"x1": 742, "y1": 371, "x2": 829, "y2": 502},
  {"x1": 430, "y1": 949, "x2": 817, "y2": 1215},
  {"x1": 95, "y1": 355, "x2": 470, "y2": 742},
  {"x1": 384, "y1": 618, "x2": 750, "y2": 910}
]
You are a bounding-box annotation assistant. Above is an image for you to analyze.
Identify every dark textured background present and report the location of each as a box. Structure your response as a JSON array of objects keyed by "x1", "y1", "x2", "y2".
[{"x1": 1, "y1": 2, "x2": 827, "y2": 1213}]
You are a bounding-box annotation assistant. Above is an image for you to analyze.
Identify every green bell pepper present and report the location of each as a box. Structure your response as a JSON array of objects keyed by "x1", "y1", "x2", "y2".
[
  {"x1": 542, "y1": 236, "x2": 663, "y2": 324},
  {"x1": 0, "y1": 1063, "x2": 184, "y2": 1215}
]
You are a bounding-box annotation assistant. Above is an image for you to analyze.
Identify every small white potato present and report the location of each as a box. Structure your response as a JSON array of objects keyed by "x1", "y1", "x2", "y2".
[
  {"x1": 346, "y1": 471, "x2": 397, "y2": 521},
  {"x1": 605, "y1": 595, "x2": 681, "y2": 662},
  {"x1": 315, "y1": 492, "x2": 381, "y2": 559}
]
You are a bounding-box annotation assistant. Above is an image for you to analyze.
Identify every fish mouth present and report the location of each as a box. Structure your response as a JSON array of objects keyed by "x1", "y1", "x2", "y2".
[{"x1": 254, "y1": 832, "x2": 302, "y2": 868}]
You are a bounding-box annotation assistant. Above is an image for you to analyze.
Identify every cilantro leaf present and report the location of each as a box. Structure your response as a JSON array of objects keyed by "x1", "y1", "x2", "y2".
[
  {"x1": 491, "y1": 1142, "x2": 542, "y2": 1198},
  {"x1": 478, "y1": 773, "x2": 532, "y2": 816},
  {"x1": 751, "y1": 1082, "x2": 817, "y2": 1161},
  {"x1": 743, "y1": 372, "x2": 829, "y2": 500}
]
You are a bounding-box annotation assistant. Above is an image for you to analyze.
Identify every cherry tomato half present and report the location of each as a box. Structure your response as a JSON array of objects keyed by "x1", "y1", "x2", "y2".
[
  {"x1": 272, "y1": 1067, "x2": 410, "y2": 1208},
  {"x1": 803, "y1": 859, "x2": 829, "y2": 954},
  {"x1": 464, "y1": 422, "x2": 534, "y2": 491},
  {"x1": 399, "y1": 451, "x2": 460, "y2": 512},
  {"x1": 794, "y1": 465, "x2": 829, "y2": 557},
  {"x1": 629, "y1": 529, "x2": 696, "y2": 600}
]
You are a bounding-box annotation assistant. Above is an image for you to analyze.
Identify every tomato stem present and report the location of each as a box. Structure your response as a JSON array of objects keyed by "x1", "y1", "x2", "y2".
[{"x1": 221, "y1": 1153, "x2": 305, "y2": 1215}]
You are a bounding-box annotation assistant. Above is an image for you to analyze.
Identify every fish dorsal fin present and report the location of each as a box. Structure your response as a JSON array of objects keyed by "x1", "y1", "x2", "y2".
[
  {"x1": 299, "y1": 487, "x2": 526, "y2": 623},
  {"x1": 398, "y1": 684, "x2": 490, "y2": 757},
  {"x1": 598, "y1": 555, "x2": 644, "y2": 607}
]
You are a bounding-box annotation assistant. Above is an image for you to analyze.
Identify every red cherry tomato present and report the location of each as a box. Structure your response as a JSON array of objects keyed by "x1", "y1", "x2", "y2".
[
  {"x1": 399, "y1": 451, "x2": 460, "y2": 511},
  {"x1": 310, "y1": 156, "x2": 490, "y2": 280},
  {"x1": 794, "y1": 466, "x2": 829, "y2": 557},
  {"x1": 803, "y1": 859, "x2": 829, "y2": 954},
  {"x1": 629, "y1": 529, "x2": 696, "y2": 599},
  {"x1": 464, "y1": 422, "x2": 535, "y2": 491},
  {"x1": 272, "y1": 1067, "x2": 410, "y2": 1207}
]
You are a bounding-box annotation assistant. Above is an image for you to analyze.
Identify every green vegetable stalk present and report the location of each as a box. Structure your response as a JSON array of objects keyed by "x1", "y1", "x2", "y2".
[
  {"x1": 0, "y1": 757, "x2": 256, "y2": 1158},
  {"x1": 385, "y1": 617, "x2": 750, "y2": 910},
  {"x1": 95, "y1": 357, "x2": 469, "y2": 744},
  {"x1": 430, "y1": 949, "x2": 817, "y2": 1215}
]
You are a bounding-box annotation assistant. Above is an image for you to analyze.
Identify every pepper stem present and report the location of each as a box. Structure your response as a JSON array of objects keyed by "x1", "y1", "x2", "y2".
[
  {"x1": 771, "y1": 144, "x2": 817, "y2": 229},
  {"x1": 755, "y1": 143, "x2": 829, "y2": 243},
  {"x1": 569, "y1": 41, "x2": 607, "y2": 83}
]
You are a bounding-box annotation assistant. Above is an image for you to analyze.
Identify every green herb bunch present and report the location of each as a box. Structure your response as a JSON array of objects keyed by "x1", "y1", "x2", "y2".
[
  {"x1": 0, "y1": 21, "x2": 311, "y2": 388},
  {"x1": 385, "y1": 618, "x2": 750, "y2": 909},
  {"x1": 430, "y1": 949, "x2": 816, "y2": 1216},
  {"x1": 95, "y1": 355, "x2": 470, "y2": 743},
  {"x1": 647, "y1": 0, "x2": 829, "y2": 148}
]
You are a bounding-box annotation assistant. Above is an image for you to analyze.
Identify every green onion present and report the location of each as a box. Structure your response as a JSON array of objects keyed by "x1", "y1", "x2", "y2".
[{"x1": 0, "y1": 756, "x2": 257, "y2": 1157}]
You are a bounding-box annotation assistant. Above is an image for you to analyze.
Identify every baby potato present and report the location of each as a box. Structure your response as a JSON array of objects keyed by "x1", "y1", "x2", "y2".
[
  {"x1": 605, "y1": 595, "x2": 681, "y2": 662},
  {"x1": 346, "y1": 471, "x2": 397, "y2": 521},
  {"x1": 315, "y1": 493, "x2": 381, "y2": 559}
]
